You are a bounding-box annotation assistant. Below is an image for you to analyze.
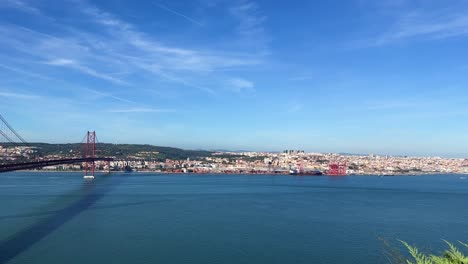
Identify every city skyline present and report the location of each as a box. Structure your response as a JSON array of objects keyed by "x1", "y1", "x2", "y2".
[{"x1": 1, "y1": 0, "x2": 468, "y2": 157}]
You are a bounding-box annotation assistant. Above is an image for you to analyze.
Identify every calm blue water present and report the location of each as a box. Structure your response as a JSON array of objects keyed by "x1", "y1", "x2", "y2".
[{"x1": 0, "y1": 172, "x2": 467, "y2": 264}]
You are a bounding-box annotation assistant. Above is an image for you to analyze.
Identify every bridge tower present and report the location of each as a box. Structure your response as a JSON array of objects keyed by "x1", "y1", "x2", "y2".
[{"x1": 83, "y1": 131, "x2": 96, "y2": 179}]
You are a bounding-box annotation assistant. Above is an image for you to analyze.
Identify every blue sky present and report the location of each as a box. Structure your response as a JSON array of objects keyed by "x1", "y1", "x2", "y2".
[{"x1": 1, "y1": 0, "x2": 468, "y2": 157}]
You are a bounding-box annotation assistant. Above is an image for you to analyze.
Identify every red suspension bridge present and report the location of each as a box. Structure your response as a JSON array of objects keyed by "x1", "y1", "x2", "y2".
[
  {"x1": 0, "y1": 114, "x2": 113, "y2": 177},
  {"x1": 0, "y1": 113, "x2": 347, "y2": 176}
]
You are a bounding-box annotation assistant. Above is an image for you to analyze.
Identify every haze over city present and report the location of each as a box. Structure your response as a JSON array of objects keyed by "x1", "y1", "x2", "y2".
[{"x1": 1, "y1": 0, "x2": 468, "y2": 157}]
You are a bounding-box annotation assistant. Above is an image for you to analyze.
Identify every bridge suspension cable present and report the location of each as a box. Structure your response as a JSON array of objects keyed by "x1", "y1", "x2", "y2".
[
  {"x1": 0, "y1": 129, "x2": 113, "y2": 173},
  {"x1": 0, "y1": 114, "x2": 27, "y2": 144}
]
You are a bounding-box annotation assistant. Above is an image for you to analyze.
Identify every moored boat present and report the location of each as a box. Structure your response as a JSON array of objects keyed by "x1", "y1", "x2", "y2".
[{"x1": 289, "y1": 169, "x2": 323, "y2": 176}]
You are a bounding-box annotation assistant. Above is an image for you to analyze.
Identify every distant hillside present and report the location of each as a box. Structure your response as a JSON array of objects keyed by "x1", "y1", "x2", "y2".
[
  {"x1": 1, "y1": 143, "x2": 213, "y2": 161},
  {"x1": 210, "y1": 149, "x2": 252, "y2": 153}
]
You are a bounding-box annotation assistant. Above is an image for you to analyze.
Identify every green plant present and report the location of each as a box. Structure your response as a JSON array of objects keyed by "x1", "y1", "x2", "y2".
[{"x1": 401, "y1": 240, "x2": 468, "y2": 264}]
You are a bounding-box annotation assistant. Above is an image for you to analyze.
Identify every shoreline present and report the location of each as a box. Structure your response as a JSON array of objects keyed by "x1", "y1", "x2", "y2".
[{"x1": 5, "y1": 170, "x2": 468, "y2": 176}]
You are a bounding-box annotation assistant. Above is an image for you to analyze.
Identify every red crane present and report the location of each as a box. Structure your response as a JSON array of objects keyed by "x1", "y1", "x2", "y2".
[{"x1": 328, "y1": 159, "x2": 347, "y2": 176}]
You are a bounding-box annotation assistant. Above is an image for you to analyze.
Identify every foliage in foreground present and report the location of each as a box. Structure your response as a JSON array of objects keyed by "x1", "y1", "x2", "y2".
[{"x1": 401, "y1": 240, "x2": 468, "y2": 264}]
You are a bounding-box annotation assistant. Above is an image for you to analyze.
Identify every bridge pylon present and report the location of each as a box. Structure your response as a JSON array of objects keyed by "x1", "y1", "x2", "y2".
[{"x1": 83, "y1": 131, "x2": 96, "y2": 179}]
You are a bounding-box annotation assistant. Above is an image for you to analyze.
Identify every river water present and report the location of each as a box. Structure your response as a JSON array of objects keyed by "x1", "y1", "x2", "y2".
[{"x1": 0, "y1": 172, "x2": 467, "y2": 264}]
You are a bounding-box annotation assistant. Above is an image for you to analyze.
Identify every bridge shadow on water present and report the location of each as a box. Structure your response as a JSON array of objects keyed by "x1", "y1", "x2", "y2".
[
  {"x1": 0, "y1": 174, "x2": 125, "y2": 264},
  {"x1": 0, "y1": 200, "x2": 171, "y2": 221}
]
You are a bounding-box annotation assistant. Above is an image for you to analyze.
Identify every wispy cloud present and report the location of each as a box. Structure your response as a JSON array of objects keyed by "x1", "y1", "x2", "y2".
[
  {"x1": 84, "y1": 88, "x2": 135, "y2": 104},
  {"x1": 45, "y1": 58, "x2": 74, "y2": 66},
  {"x1": 289, "y1": 73, "x2": 315, "y2": 81},
  {"x1": 107, "y1": 107, "x2": 175, "y2": 113},
  {"x1": 0, "y1": 0, "x2": 41, "y2": 15},
  {"x1": 44, "y1": 58, "x2": 129, "y2": 85},
  {"x1": 364, "y1": 9, "x2": 468, "y2": 46},
  {"x1": 155, "y1": 3, "x2": 203, "y2": 26},
  {"x1": 228, "y1": 77, "x2": 255, "y2": 92},
  {"x1": 229, "y1": 0, "x2": 269, "y2": 51},
  {"x1": 230, "y1": 1, "x2": 266, "y2": 36},
  {"x1": 82, "y1": 3, "x2": 261, "y2": 67},
  {"x1": 142, "y1": 67, "x2": 215, "y2": 94},
  {"x1": 80, "y1": 3, "x2": 262, "y2": 90},
  {"x1": 287, "y1": 104, "x2": 303, "y2": 113},
  {"x1": 0, "y1": 63, "x2": 50, "y2": 80},
  {"x1": 364, "y1": 98, "x2": 441, "y2": 110},
  {"x1": 0, "y1": 90, "x2": 39, "y2": 99},
  {"x1": 0, "y1": 1, "x2": 267, "y2": 96}
]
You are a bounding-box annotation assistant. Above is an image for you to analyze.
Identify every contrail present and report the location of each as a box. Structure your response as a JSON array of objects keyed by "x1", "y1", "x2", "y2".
[{"x1": 155, "y1": 3, "x2": 203, "y2": 26}]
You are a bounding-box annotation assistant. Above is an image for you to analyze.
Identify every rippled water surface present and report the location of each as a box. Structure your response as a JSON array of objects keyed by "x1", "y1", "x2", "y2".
[{"x1": 0, "y1": 172, "x2": 467, "y2": 264}]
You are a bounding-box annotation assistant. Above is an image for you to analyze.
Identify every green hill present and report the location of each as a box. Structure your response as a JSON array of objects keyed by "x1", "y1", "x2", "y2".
[{"x1": 0, "y1": 143, "x2": 213, "y2": 161}]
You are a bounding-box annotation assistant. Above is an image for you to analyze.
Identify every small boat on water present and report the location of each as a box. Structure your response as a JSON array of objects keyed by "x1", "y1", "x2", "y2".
[
  {"x1": 83, "y1": 175, "x2": 95, "y2": 179},
  {"x1": 289, "y1": 169, "x2": 323, "y2": 176}
]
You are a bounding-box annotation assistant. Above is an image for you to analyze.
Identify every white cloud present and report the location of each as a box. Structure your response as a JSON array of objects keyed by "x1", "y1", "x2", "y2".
[
  {"x1": 365, "y1": 9, "x2": 468, "y2": 46},
  {"x1": 0, "y1": 90, "x2": 39, "y2": 99},
  {"x1": 0, "y1": 0, "x2": 41, "y2": 15},
  {"x1": 84, "y1": 88, "x2": 135, "y2": 104},
  {"x1": 45, "y1": 58, "x2": 75, "y2": 66},
  {"x1": 72, "y1": 64, "x2": 129, "y2": 85},
  {"x1": 229, "y1": 0, "x2": 269, "y2": 51},
  {"x1": 228, "y1": 77, "x2": 254, "y2": 92},
  {"x1": 289, "y1": 74, "x2": 315, "y2": 81},
  {"x1": 44, "y1": 58, "x2": 129, "y2": 85},
  {"x1": 0, "y1": 1, "x2": 266, "y2": 94},
  {"x1": 82, "y1": 4, "x2": 261, "y2": 72},
  {"x1": 364, "y1": 98, "x2": 442, "y2": 110},
  {"x1": 107, "y1": 108, "x2": 175, "y2": 113},
  {"x1": 230, "y1": 1, "x2": 266, "y2": 36},
  {"x1": 0, "y1": 63, "x2": 51, "y2": 80},
  {"x1": 287, "y1": 104, "x2": 303, "y2": 113}
]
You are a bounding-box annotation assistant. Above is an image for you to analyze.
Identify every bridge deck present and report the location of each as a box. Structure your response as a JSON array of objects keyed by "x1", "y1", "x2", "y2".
[{"x1": 0, "y1": 157, "x2": 113, "y2": 173}]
